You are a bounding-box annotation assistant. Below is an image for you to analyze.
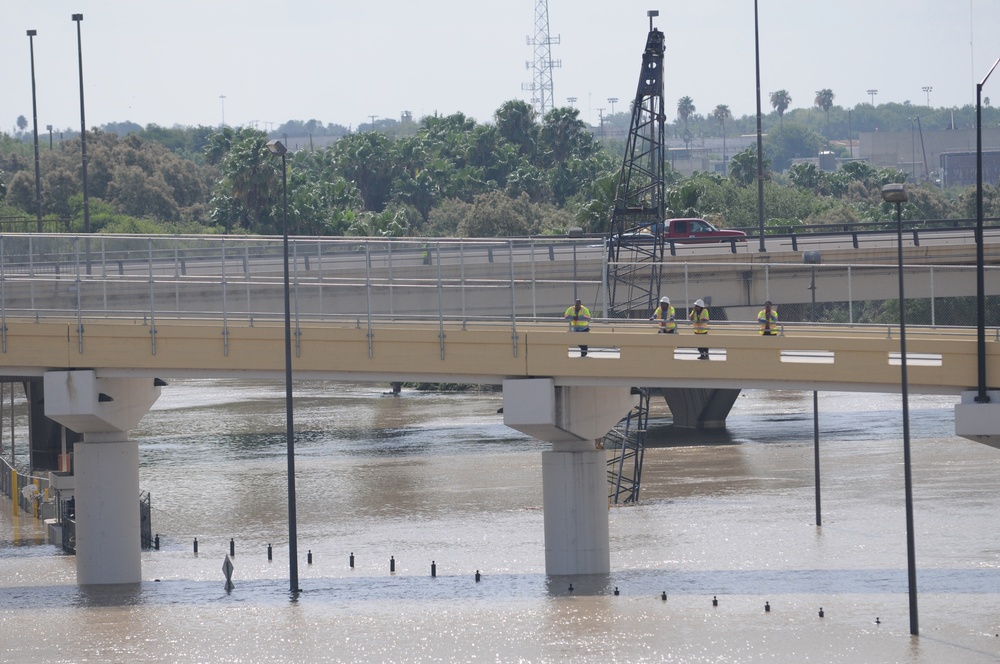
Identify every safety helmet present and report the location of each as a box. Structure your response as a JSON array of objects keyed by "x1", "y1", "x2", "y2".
[
  {"x1": 694, "y1": 299, "x2": 705, "y2": 307},
  {"x1": 660, "y1": 296, "x2": 670, "y2": 304}
]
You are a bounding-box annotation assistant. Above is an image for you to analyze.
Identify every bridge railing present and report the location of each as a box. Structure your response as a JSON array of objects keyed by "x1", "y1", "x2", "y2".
[{"x1": 0, "y1": 234, "x2": 997, "y2": 331}]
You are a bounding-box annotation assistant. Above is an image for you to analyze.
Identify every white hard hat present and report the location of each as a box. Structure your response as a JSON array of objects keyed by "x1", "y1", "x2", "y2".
[
  {"x1": 660, "y1": 296, "x2": 669, "y2": 304},
  {"x1": 694, "y1": 299, "x2": 705, "y2": 307}
]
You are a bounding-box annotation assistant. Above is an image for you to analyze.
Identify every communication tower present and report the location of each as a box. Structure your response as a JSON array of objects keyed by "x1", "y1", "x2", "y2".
[{"x1": 522, "y1": 0, "x2": 561, "y2": 117}]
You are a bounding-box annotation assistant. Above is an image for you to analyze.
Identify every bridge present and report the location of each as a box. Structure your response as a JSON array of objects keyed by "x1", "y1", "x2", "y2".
[{"x1": 1, "y1": 233, "x2": 998, "y2": 586}]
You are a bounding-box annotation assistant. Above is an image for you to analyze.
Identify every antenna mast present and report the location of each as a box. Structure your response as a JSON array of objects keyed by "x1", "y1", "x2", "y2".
[{"x1": 522, "y1": 0, "x2": 561, "y2": 117}]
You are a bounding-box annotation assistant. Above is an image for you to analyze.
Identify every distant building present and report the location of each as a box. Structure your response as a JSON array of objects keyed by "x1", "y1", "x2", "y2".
[
  {"x1": 859, "y1": 127, "x2": 1000, "y2": 184},
  {"x1": 939, "y1": 150, "x2": 1000, "y2": 188}
]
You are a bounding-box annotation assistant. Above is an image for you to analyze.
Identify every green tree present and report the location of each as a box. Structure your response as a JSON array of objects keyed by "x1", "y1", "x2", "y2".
[
  {"x1": 728, "y1": 145, "x2": 770, "y2": 187},
  {"x1": 814, "y1": 89, "x2": 835, "y2": 136},
  {"x1": 677, "y1": 96, "x2": 696, "y2": 147},
  {"x1": 770, "y1": 90, "x2": 792, "y2": 127},
  {"x1": 712, "y1": 104, "x2": 732, "y2": 175},
  {"x1": 494, "y1": 100, "x2": 538, "y2": 157},
  {"x1": 763, "y1": 124, "x2": 826, "y2": 172}
]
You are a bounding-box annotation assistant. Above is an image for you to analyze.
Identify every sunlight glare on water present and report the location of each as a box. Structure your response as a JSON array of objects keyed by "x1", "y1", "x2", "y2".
[{"x1": 2, "y1": 382, "x2": 999, "y2": 663}]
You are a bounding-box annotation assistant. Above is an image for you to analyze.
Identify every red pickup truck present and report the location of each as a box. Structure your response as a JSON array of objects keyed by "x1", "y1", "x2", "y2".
[
  {"x1": 614, "y1": 218, "x2": 747, "y2": 245},
  {"x1": 662, "y1": 218, "x2": 747, "y2": 243}
]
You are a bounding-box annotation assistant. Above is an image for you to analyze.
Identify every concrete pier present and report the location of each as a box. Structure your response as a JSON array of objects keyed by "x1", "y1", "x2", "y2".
[
  {"x1": 503, "y1": 378, "x2": 637, "y2": 575},
  {"x1": 42, "y1": 370, "x2": 160, "y2": 585}
]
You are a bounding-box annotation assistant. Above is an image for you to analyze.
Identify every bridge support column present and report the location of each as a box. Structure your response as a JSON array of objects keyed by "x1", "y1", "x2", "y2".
[
  {"x1": 502, "y1": 378, "x2": 638, "y2": 576},
  {"x1": 42, "y1": 370, "x2": 161, "y2": 585},
  {"x1": 955, "y1": 390, "x2": 1000, "y2": 449},
  {"x1": 662, "y1": 387, "x2": 741, "y2": 429}
]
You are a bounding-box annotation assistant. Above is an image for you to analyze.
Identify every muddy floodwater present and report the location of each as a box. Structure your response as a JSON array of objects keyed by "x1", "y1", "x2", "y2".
[{"x1": 2, "y1": 381, "x2": 999, "y2": 663}]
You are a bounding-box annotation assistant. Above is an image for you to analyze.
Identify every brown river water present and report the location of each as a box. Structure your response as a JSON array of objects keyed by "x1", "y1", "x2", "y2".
[{"x1": 1, "y1": 381, "x2": 999, "y2": 663}]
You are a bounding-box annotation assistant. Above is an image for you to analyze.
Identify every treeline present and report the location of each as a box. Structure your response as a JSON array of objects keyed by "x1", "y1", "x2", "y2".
[{"x1": 1, "y1": 99, "x2": 999, "y2": 236}]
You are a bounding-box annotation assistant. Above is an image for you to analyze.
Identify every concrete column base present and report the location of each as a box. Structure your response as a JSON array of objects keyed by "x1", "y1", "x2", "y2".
[
  {"x1": 74, "y1": 434, "x2": 141, "y2": 584},
  {"x1": 955, "y1": 390, "x2": 1000, "y2": 449},
  {"x1": 542, "y1": 442, "x2": 610, "y2": 575}
]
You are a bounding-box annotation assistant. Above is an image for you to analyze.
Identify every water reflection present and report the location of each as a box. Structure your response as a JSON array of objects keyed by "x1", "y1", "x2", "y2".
[{"x1": 2, "y1": 382, "x2": 999, "y2": 663}]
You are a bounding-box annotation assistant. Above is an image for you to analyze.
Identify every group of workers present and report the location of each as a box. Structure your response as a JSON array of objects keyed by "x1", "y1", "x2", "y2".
[{"x1": 564, "y1": 297, "x2": 779, "y2": 359}]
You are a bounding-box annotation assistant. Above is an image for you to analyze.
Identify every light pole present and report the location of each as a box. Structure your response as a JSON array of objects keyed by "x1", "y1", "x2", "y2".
[
  {"x1": 72, "y1": 14, "x2": 91, "y2": 273},
  {"x1": 909, "y1": 118, "x2": 916, "y2": 181},
  {"x1": 867, "y1": 89, "x2": 878, "y2": 105},
  {"x1": 607, "y1": 97, "x2": 618, "y2": 115},
  {"x1": 753, "y1": 0, "x2": 766, "y2": 252},
  {"x1": 975, "y1": 59, "x2": 998, "y2": 404},
  {"x1": 27, "y1": 30, "x2": 43, "y2": 230},
  {"x1": 219, "y1": 94, "x2": 226, "y2": 127},
  {"x1": 266, "y1": 139, "x2": 300, "y2": 594},
  {"x1": 567, "y1": 96, "x2": 577, "y2": 107},
  {"x1": 922, "y1": 86, "x2": 932, "y2": 106},
  {"x1": 881, "y1": 182, "x2": 918, "y2": 637},
  {"x1": 46, "y1": 125, "x2": 53, "y2": 150}
]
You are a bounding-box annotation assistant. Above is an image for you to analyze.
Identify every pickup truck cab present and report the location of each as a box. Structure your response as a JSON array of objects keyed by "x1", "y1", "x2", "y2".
[{"x1": 662, "y1": 218, "x2": 747, "y2": 243}]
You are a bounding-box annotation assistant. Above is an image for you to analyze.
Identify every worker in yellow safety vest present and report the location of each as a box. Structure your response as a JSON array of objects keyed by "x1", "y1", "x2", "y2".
[
  {"x1": 564, "y1": 298, "x2": 591, "y2": 357},
  {"x1": 758, "y1": 300, "x2": 778, "y2": 335},
  {"x1": 689, "y1": 298, "x2": 710, "y2": 359},
  {"x1": 651, "y1": 296, "x2": 676, "y2": 333}
]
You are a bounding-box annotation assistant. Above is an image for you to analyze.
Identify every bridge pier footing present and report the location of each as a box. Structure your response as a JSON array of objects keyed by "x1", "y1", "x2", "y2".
[
  {"x1": 955, "y1": 390, "x2": 1000, "y2": 449},
  {"x1": 662, "y1": 388, "x2": 741, "y2": 429},
  {"x1": 502, "y1": 378, "x2": 638, "y2": 576},
  {"x1": 42, "y1": 370, "x2": 161, "y2": 585}
]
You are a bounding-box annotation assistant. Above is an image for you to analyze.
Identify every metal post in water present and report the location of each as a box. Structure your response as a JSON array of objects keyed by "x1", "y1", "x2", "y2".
[{"x1": 813, "y1": 391, "x2": 821, "y2": 526}]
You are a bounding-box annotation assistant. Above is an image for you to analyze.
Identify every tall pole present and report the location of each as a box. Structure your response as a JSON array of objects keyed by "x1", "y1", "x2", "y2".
[
  {"x1": 219, "y1": 95, "x2": 226, "y2": 127},
  {"x1": 282, "y1": 150, "x2": 298, "y2": 593},
  {"x1": 896, "y1": 197, "x2": 918, "y2": 637},
  {"x1": 882, "y1": 183, "x2": 918, "y2": 637},
  {"x1": 975, "y1": 60, "x2": 998, "y2": 404},
  {"x1": 753, "y1": 0, "x2": 766, "y2": 252},
  {"x1": 27, "y1": 30, "x2": 43, "y2": 231},
  {"x1": 72, "y1": 14, "x2": 91, "y2": 273},
  {"x1": 267, "y1": 139, "x2": 299, "y2": 594}
]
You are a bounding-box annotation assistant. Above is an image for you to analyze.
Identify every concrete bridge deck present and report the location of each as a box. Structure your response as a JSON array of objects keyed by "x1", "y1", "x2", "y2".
[{"x1": 2, "y1": 316, "x2": 996, "y2": 395}]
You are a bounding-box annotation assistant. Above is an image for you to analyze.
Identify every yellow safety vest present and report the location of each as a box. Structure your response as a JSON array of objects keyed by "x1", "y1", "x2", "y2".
[
  {"x1": 689, "y1": 308, "x2": 709, "y2": 334},
  {"x1": 758, "y1": 309, "x2": 778, "y2": 334},
  {"x1": 564, "y1": 305, "x2": 591, "y2": 330},
  {"x1": 653, "y1": 305, "x2": 676, "y2": 332}
]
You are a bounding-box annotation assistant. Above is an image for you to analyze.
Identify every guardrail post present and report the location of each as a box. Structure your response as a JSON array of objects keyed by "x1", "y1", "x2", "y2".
[
  {"x1": 148, "y1": 239, "x2": 157, "y2": 356},
  {"x1": 509, "y1": 240, "x2": 518, "y2": 357},
  {"x1": 221, "y1": 239, "x2": 229, "y2": 356},
  {"x1": 293, "y1": 239, "x2": 301, "y2": 358},
  {"x1": 365, "y1": 242, "x2": 373, "y2": 359},
  {"x1": 437, "y1": 244, "x2": 445, "y2": 360}
]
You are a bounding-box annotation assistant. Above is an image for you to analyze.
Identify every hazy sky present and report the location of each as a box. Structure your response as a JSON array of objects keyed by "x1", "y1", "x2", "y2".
[{"x1": 3, "y1": 1, "x2": 999, "y2": 135}]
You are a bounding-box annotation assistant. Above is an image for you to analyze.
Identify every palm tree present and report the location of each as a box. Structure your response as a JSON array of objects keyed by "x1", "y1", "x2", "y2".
[
  {"x1": 769, "y1": 90, "x2": 792, "y2": 127},
  {"x1": 711, "y1": 104, "x2": 732, "y2": 175},
  {"x1": 814, "y1": 89, "x2": 835, "y2": 136},
  {"x1": 677, "y1": 96, "x2": 696, "y2": 148}
]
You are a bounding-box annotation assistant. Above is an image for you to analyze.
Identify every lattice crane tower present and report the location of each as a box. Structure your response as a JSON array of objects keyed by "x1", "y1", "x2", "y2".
[
  {"x1": 606, "y1": 10, "x2": 667, "y2": 319},
  {"x1": 522, "y1": 0, "x2": 561, "y2": 117}
]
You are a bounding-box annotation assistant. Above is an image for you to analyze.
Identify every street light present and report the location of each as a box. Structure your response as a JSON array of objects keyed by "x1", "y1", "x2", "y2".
[
  {"x1": 753, "y1": 0, "x2": 766, "y2": 252},
  {"x1": 72, "y1": 13, "x2": 91, "y2": 272},
  {"x1": 607, "y1": 97, "x2": 618, "y2": 115},
  {"x1": 27, "y1": 30, "x2": 43, "y2": 230},
  {"x1": 881, "y1": 182, "x2": 918, "y2": 637},
  {"x1": 922, "y1": 86, "x2": 932, "y2": 106},
  {"x1": 265, "y1": 138, "x2": 299, "y2": 594},
  {"x1": 975, "y1": 59, "x2": 998, "y2": 405},
  {"x1": 867, "y1": 89, "x2": 878, "y2": 105}
]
